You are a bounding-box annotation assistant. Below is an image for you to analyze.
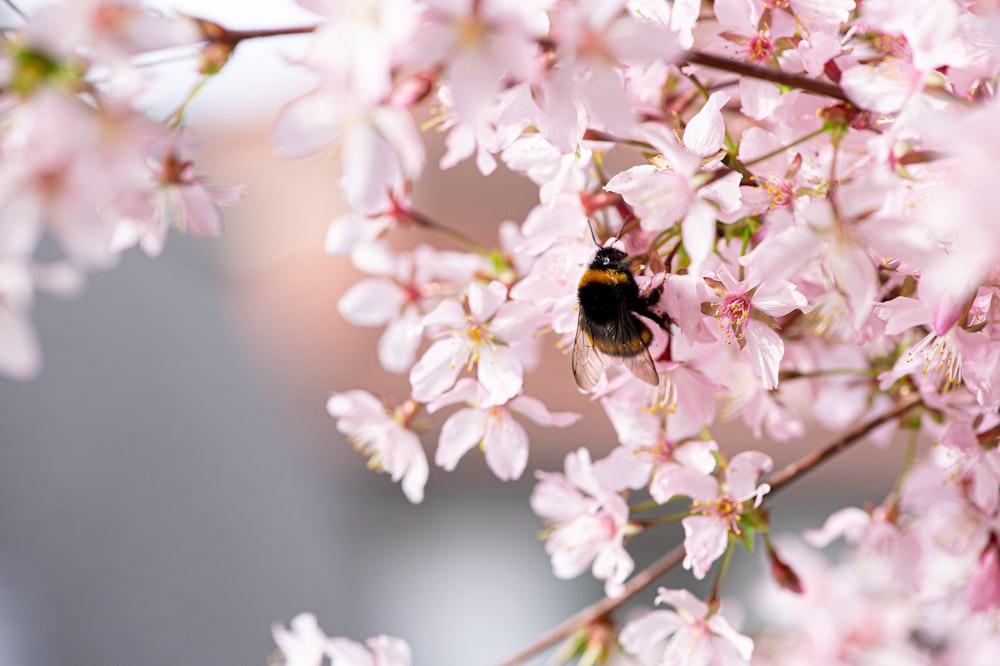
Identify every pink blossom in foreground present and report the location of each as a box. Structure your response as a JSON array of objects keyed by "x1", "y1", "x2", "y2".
[
  {"x1": 531, "y1": 448, "x2": 636, "y2": 597},
  {"x1": 427, "y1": 378, "x2": 580, "y2": 481},
  {"x1": 702, "y1": 263, "x2": 808, "y2": 390},
  {"x1": 619, "y1": 587, "x2": 753, "y2": 666},
  {"x1": 327, "y1": 391, "x2": 428, "y2": 504},
  {"x1": 409, "y1": 280, "x2": 543, "y2": 407},
  {"x1": 674, "y1": 451, "x2": 773, "y2": 579}
]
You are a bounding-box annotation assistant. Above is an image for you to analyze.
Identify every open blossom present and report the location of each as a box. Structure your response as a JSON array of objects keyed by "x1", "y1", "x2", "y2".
[
  {"x1": 409, "y1": 280, "x2": 543, "y2": 407},
  {"x1": 619, "y1": 587, "x2": 753, "y2": 666},
  {"x1": 531, "y1": 448, "x2": 635, "y2": 597},
  {"x1": 702, "y1": 262, "x2": 809, "y2": 390},
  {"x1": 327, "y1": 391, "x2": 428, "y2": 504},
  {"x1": 605, "y1": 101, "x2": 743, "y2": 271},
  {"x1": 667, "y1": 451, "x2": 773, "y2": 579},
  {"x1": 111, "y1": 148, "x2": 244, "y2": 257},
  {"x1": 426, "y1": 378, "x2": 580, "y2": 481}
]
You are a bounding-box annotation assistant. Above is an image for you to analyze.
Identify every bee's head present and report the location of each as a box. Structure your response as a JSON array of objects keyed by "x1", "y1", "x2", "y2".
[{"x1": 593, "y1": 246, "x2": 629, "y2": 268}]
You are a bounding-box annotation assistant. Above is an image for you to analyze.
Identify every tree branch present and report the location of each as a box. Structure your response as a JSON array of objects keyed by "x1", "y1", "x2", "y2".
[
  {"x1": 499, "y1": 395, "x2": 922, "y2": 665},
  {"x1": 682, "y1": 50, "x2": 850, "y2": 103}
]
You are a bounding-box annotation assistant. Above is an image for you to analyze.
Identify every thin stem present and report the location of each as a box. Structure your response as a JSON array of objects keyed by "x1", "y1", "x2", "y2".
[
  {"x1": 404, "y1": 208, "x2": 489, "y2": 255},
  {"x1": 706, "y1": 541, "x2": 735, "y2": 605},
  {"x1": 165, "y1": 74, "x2": 209, "y2": 128},
  {"x1": 205, "y1": 24, "x2": 319, "y2": 45},
  {"x1": 631, "y1": 510, "x2": 691, "y2": 528},
  {"x1": 778, "y1": 367, "x2": 878, "y2": 381},
  {"x1": 743, "y1": 126, "x2": 829, "y2": 169},
  {"x1": 683, "y1": 50, "x2": 850, "y2": 102},
  {"x1": 499, "y1": 394, "x2": 922, "y2": 665},
  {"x1": 2, "y1": 0, "x2": 25, "y2": 20},
  {"x1": 888, "y1": 427, "x2": 919, "y2": 503}
]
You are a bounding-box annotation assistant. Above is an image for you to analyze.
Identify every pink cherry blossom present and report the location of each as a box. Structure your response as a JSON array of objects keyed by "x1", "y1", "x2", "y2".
[
  {"x1": 327, "y1": 391, "x2": 428, "y2": 504},
  {"x1": 427, "y1": 378, "x2": 580, "y2": 481},
  {"x1": 605, "y1": 107, "x2": 743, "y2": 270},
  {"x1": 409, "y1": 280, "x2": 542, "y2": 407},
  {"x1": 619, "y1": 587, "x2": 753, "y2": 666},
  {"x1": 112, "y1": 147, "x2": 244, "y2": 258},
  {"x1": 702, "y1": 262, "x2": 808, "y2": 390},
  {"x1": 531, "y1": 448, "x2": 636, "y2": 597},
  {"x1": 678, "y1": 451, "x2": 773, "y2": 579}
]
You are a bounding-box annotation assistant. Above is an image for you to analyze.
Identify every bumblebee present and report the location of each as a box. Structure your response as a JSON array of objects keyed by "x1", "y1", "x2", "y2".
[{"x1": 573, "y1": 246, "x2": 668, "y2": 390}]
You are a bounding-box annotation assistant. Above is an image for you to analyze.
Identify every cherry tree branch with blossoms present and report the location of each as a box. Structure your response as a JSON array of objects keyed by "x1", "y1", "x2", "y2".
[{"x1": 4, "y1": 0, "x2": 1000, "y2": 665}]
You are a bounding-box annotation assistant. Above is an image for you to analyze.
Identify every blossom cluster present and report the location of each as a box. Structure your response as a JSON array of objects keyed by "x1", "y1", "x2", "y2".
[
  {"x1": 4, "y1": 0, "x2": 1000, "y2": 664},
  {"x1": 0, "y1": 0, "x2": 242, "y2": 379}
]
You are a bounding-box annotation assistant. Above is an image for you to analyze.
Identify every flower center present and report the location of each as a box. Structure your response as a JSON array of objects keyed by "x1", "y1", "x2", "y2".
[
  {"x1": 691, "y1": 495, "x2": 744, "y2": 534},
  {"x1": 909, "y1": 331, "x2": 963, "y2": 391},
  {"x1": 716, "y1": 296, "x2": 750, "y2": 342},
  {"x1": 746, "y1": 31, "x2": 774, "y2": 63}
]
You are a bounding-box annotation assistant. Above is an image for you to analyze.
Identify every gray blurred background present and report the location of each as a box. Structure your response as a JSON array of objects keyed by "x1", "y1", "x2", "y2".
[{"x1": 0, "y1": 2, "x2": 903, "y2": 665}]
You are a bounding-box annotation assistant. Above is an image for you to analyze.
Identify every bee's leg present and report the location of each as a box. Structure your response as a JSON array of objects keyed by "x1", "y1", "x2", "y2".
[{"x1": 639, "y1": 285, "x2": 669, "y2": 330}]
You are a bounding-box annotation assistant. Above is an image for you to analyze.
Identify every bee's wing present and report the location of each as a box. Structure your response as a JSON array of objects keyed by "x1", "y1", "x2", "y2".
[
  {"x1": 623, "y1": 345, "x2": 659, "y2": 386},
  {"x1": 572, "y1": 316, "x2": 614, "y2": 391}
]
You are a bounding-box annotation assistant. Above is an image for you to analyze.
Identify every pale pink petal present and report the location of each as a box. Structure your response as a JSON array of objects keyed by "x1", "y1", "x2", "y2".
[
  {"x1": 476, "y1": 344, "x2": 523, "y2": 407},
  {"x1": 371, "y1": 106, "x2": 425, "y2": 180},
  {"x1": 651, "y1": 465, "x2": 718, "y2": 504},
  {"x1": 409, "y1": 337, "x2": 466, "y2": 401},
  {"x1": 272, "y1": 89, "x2": 343, "y2": 157},
  {"x1": 383, "y1": 425, "x2": 428, "y2": 504},
  {"x1": 619, "y1": 609, "x2": 685, "y2": 654},
  {"x1": 177, "y1": 185, "x2": 225, "y2": 236},
  {"x1": 654, "y1": 587, "x2": 709, "y2": 619},
  {"x1": 738, "y1": 78, "x2": 782, "y2": 121},
  {"x1": 592, "y1": 541, "x2": 634, "y2": 597},
  {"x1": 530, "y1": 472, "x2": 586, "y2": 523},
  {"x1": 670, "y1": 0, "x2": 701, "y2": 49},
  {"x1": 744, "y1": 320, "x2": 784, "y2": 390},
  {"x1": 682, "y1": 515, "x2": 729, "y2": 579},
  {"x1": 803, "y1": 507, "x2": 871, "y2": 547},
  {"x1": 337, "y1": 279, "x2": 404, "y2": 326},
  {"x1": 327, "y1": 390, "x2": 387, "y2": 431},
  {"x1": 875, "y1": 296, "x2": 932, "y2": 335},
  {"x1": 341, "y1": 121, "x2": 400, "y2": 214},
  {"x1": 378, "y1": 308, "x2": 422, "y2": 373},
  {"x1": 683, "y1": 91, "x2": 729, "y2": 158},
  {"x1": 725, "y1": 450, "x2": 773, "y2": 501},
  {"x1": 421, "y1": 300, "x2": 467, "y2": 331},
  {"x1": 436, "y1": 408, "x2": 486, "y2": 471},
  {"x1": 840, "y1": 60, "x2": 920, "y2": 114},
  {"x1": 673, "y1": 440, "x2": 718, "y2": 475},
  {"x1": 706, "y1": 614, "x2": 755, "y2": 661},
  {"x1": 468, "y1": 280, "x2": 508, "y2": 322},
  {"x1": 510, "y1": 395, "x2": 581, "y2": 427},
  {"x1": 483, "y1": 411, "x2": 529, "y2": 480},
  {"x1": 681, "y1": 200, "x2": 718, "y2": 271}
]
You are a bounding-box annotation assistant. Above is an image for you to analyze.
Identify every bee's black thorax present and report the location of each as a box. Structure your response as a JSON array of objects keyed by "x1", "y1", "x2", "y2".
[{"x1": 578, "y1": 247, "x2": 641, "y2": 323}]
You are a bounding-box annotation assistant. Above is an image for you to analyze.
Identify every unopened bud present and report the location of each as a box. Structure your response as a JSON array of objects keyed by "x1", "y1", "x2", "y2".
[{"x1": 767, "y1": 542, "x2": 804, "y2": 594}]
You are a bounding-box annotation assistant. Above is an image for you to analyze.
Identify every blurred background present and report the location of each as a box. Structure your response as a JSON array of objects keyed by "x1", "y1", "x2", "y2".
[{"x1": 0, "y1": 2, "x2": 906, "y2": 665}]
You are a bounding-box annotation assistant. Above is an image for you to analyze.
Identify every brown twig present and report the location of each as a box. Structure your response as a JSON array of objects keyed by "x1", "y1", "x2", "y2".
[
  {"x1": 496, "y1": 545, "x2": 685, "y2": 666},
  {"x1": 499, "y1": 394, "x2": 922, "y2": 665},
  {"x1": 683, "y1": 50, "x2": 850, "y2": 102}
]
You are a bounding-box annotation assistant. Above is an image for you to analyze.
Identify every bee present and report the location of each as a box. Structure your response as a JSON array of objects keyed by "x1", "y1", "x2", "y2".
[{"x1": 573, "y1": 245, "x2": 668, "y2": 391}]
